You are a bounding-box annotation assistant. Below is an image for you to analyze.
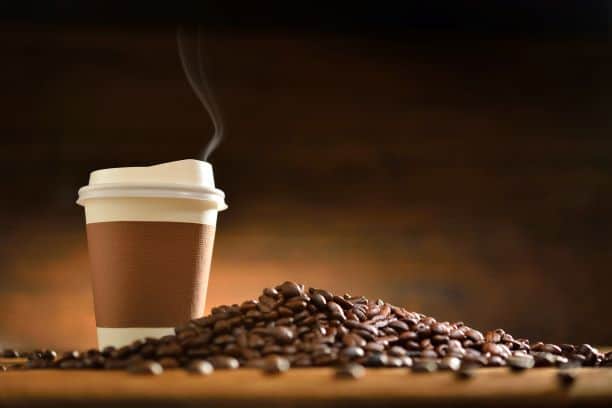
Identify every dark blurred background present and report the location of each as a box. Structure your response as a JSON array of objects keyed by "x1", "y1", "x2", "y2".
[{"x1": 1, "y1": 2, "x2": 611, "y2": 349}]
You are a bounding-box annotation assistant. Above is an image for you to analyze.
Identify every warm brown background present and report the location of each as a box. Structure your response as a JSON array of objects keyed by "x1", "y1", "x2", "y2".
[{"x1": 1, "y1": 4, "x2": 611, "y2": 349}]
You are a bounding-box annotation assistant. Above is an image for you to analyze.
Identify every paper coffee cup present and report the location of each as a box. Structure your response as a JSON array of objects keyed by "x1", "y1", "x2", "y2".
[{"x1": 77, "y1": 159, "x2": 227, "y2": 348}]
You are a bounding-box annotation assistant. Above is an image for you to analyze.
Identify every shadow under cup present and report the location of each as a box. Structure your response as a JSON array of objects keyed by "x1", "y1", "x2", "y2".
[{"x1": 81, "y1": 196, "x2": 224, "y2": 348}]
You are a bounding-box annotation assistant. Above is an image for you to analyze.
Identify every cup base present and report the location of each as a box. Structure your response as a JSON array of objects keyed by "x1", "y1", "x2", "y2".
[{"x1": 97, "y1": 327, "x2": 175, "y2": 348}]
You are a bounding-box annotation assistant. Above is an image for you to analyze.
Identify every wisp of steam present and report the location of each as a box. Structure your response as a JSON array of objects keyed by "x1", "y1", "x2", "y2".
[{"x1": 177, "y1": 25, "x2": 223, "y2": 161}]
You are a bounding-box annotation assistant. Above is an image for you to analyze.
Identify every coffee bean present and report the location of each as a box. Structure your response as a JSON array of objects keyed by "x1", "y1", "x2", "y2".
[
  {"x1": 336, "y1": 363, "x2": 365, "y2": 379},
  {"x1": 262, "y1": 355, "x2": 290, "y2": 374},
  {"x1": 507, "y1": 355, "x2": 535, "y2": 371},
  {"x1": 309, "y1": 288, "x2": 333, "y2": 301},
  {"x1": 276, "y1": 281, "x2": 303, "y2": 298},
  {"x1": 485, "y1": 330, "x2": 502, "y2": 343},
  {"x1": 156, "y1": 342, "x2": 182, "y2": 357},
  {"x1": 541, "y1": 344, "x2": 562, "y2": 355},
  {"x1": 560, "y1": 344, "x2": 576, "y2": 354},
  {"x1": 412, "y1": 359, "x2": 438, "y2": 373},
  {"x1": 340, "y1": 347, "x2": 365, "y2": 361},
  {"x1": 128, "y1": 360, "x2": 163, "y2": 375},
  {"x1": 432, "y1": 323, "x2": 451, "y2": 336},
  {"x1": 389, "y1": 346, "x2": 407, "y2": 357},
  {"x1": 270, "y1": 326, "x2": 294, "y2": 344},
  {"x1": 342, "y1": 333, "x2": 366, "y2": 348},
  {"x1": 207, "y1": 356, "x2": 239, "y2": 369},
  {"x1": 263, "y1": 288, "x2": 279, "y2": 298},
  {"x1": 487, "y1": 355, "x2": 506, "y2": 367},
  {"x1": 9, "y1": 282, "x2": 610, "y2": 375},
  {"x1": 2, "y1": 349, "x2": 20, "y2": 358},
  {"x1": 158, "y1": 357, "x2": 180, "y2": 369},
  {"x1": 186, "y1": 359, "x2": 214, "y2": 375},
  {"x1": 363, "y1": 352, "x2": 389, "y2": 367},
  {"x1": 332, "y1": 295, "x2": 353, "y2": 310},
  {"x1": 533, "y1": 352, "x2": 557, "y2": 367},
  {"x1": 465, "y1": 329, "x2": 484, "y2": 343},
  {"x1": 439, "y1": 356, "x2": 461, "y2": 371},
  {"x1": 326, "y1": 301, "x2": 346, "y2": 320}
]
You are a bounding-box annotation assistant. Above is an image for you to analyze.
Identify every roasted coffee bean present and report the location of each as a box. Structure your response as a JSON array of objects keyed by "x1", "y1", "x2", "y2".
[
  {"x1": 439, "y1": 356, "x2": 461, "y2": 371},
  {"x1": 310, "y1": 293, "x2": 327, "y2": 310},
  {"x1": 2, "y1": 349, "x2": 20, "y2": 358},
  {"x1": 104, "y1": 359, "x2": 128, "y2": 370},
  {"x1": 263, "y1": 288, "x2": 279, "y2": 298},
  {"x1": 62, "y1": 350, "x2": 81, "y2": 360},
  {"x1": 207, "y1": 356, "x2": 239, "y2": 369},
  {"x1": 186, "y1": 360, "x2": 214, "y2": 375},
  {"x1": 158, "y1": 357, "x2": 180, "y2": 369},
  {"x1": 465, "y1": 329, "x2": 484, "y2": 343},
  {"x1": 432, "y1": 323, "x2": 451, "y2": 336},
  {"x1": 10, "y1": 282, "x2": 610, "y2": 374},
  {"x1": 262, "y1": 355, "x2": 290, "y2": 374},
  {"x1": 343, "y1": 333, "x2": 367, "y2": 348},
  {"x1": 389, "y1": 346, "x2": 407, "y2": 357},
  {"x1": 388, "y1": 320, "x2": 409, "y2": 332},
  {"x1": 450, "y1": 329, "x2": 466, "y2": 340},
  {"x1": 541, "y1": 344, "x2": 562, "y2": 355},
  {"x1": 507, "y1": 355, "x2": 535, "y2": 371},
  {"x1": 487, "y1": 355, "x2": 506, "y2": 367},
  {"x1": 326, "y1": 301, "x2": 346, "y2": 320},
  {"x1": 485, "y1": 330, "x2": 502, "y2": 343},
  {"x1": 276, "y1": 281, "x2": 303, "y2": 298},
  {"x1": 420, "y1": 350, "x2": 438, "y2": 360},
  {"x1": 340, "y1": 347, "x2": 365, "y2": 361},
  {"x1": 533, "y1": 352, "x2": 557, "y2": 367},
  {"x1": 336, "y1": 363, "x2": 365, "y2": 379},
  {"x1": 40, "y1": 350, "x2": 57, "y2": 361},
  {"x1": 156, "y1": 342, "x2": 182, "y2": 357},
  {"x1": 128, "y1": 360, "x2": 163, "y2": 375},
  {"x1": 26, "y1": 359, "x2": 50, "y2": 369},
  {"x1": 363, "y1": 352, "x2": 389, "y2": 367},
  {"x1": 285, "y1": 299, "x2": 307, "y2": 312},
  {"x1": 270, "y1": 327, "x2": 294, "y2": 344},
  {"x1": 560, "y1": 344, "x2": 576, "y2": 354},
  {"x1": 59, "y1": 359, "x2": 85, "y2": 369},
  {"x1": 365, "y1": 342, "x2": 385, "y2": 353},
  {"x1": 412, "y1": 359, "x2": 438, "y2": 373},
  {"x1": 332, "y1": 295, "x2": 353, "y2": 310}
]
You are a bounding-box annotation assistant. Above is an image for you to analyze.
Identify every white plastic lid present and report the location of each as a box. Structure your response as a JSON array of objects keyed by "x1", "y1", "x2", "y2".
[{"x1": 77, "y1": 159, "x2": 227, "y2": 210}]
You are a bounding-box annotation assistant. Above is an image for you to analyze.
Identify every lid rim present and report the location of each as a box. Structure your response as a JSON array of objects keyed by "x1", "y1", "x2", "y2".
[{"x1": 77, "y1": 184, "x2": 227, "y2": 211}]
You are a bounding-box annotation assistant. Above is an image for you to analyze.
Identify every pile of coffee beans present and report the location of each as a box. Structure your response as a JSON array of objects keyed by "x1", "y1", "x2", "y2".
[{"x1": 2, "y1": 282, "x2": 611, "y2": 378}]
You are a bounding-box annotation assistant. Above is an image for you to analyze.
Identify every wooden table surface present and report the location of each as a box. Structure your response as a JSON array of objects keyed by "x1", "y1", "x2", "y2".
[{"x1": 1, "y1": 358, "x2": 611, "y2": 408}]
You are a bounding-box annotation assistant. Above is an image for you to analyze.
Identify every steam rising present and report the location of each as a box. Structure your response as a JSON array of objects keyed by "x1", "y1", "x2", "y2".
[{"x1": 177, "y1": 26, "x2": 224, "y2": 160}]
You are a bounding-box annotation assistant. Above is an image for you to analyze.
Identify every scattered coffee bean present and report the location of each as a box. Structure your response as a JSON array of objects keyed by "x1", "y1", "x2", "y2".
[
  {"x1": 2, "y1": 349, "x2": 20, "y2": 358},
  {"x1": 186, "y1": 360, "x2": 214, "y2": 375},
  {"x1": 262, "y1": 355, "x2": 290, "y2": 374},
  {"x1": 208, "y1": 356, "x2": 239, "y2": 370},
  {"x1": 336, "y1": 363, "x2": 365, "y2": 379},
  {"x1": 158, "y1": 357, "x2": 180, "y2": 369},
  {"x1": 412, "y1": 359, "x2": 438, "y2": 373},
  {"x1": 5, "y1": 282, "x2": 609, "y2": 375},
  {"x1": 127, "y1": 360, "x2": 163, "y2": 375},
  {"x1": 507, "y1": 355, "x2": 535, "y2": 371},
  {"x1": 439, "y1": 356, "x2": 461, "y2": 371}
]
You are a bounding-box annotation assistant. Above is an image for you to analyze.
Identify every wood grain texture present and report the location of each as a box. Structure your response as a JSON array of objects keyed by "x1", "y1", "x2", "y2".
[{"x1": 1, "y1": 367, "x2": 611, "y2": 407}]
